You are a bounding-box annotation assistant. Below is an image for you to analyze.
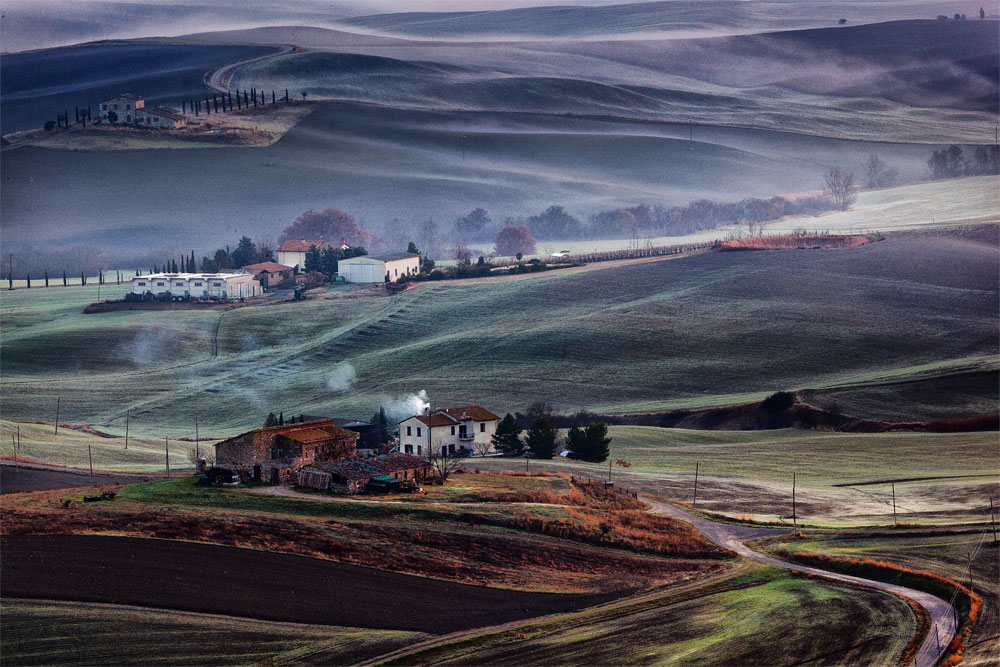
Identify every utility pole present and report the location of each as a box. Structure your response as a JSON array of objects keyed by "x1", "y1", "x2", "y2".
[
  {"x1": 54, "y1": 397, "x2": 60, "y2": 435},
  {"x1": 608, "y1": 455, "x2": 612, "y2": 482},
  {"x1": 165, "y1": 437, "x2": 170, "y2": 477},
  {"x1": 195, "y1": 420, "x2": 199, "y2": 460},
  {"x1": 525, "y1": 453, "x2": 529, "y2": 472},
  {"x1": 990, "y1": 497, "x2": 998, "y2": 544},
  {"x1": 12, "y1": 435, "x2": 17, "y2": 472},
  {"x1": 125, "y1": 409, "x2": 129, "y2": 449},
  {"x1": 88, "y1": 443, "x2": 94, "y2": 483},
  {"x1": 891, "y1": 482, "x2": 897, "y2": 527},
  {"x1": 693, "y1": 461, "x2": 699, "y2": 505},
  {"x1": 792, "y1": 471, "x2": 797, "y2": 533}
]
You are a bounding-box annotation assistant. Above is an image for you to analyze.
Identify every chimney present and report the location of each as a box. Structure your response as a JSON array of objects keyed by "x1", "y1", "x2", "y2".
[
  {"x1": 423, "y1": 405, "x2": 431, "y2": 416},
  {"x1": 461, "y1": 410, "x2": 468, "y2": 420}
]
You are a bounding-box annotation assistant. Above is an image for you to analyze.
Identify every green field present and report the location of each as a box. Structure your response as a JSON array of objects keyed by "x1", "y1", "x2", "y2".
[
  {"x1": 0, "y1": 599, "x2": 425, "y2": 666},
  {"x1": 388, "y1": 566, "x2": 915, "y2": 666},
  {"x1": 602, "y1": 426, "x2": 999, "y2": 485},
  {"x1": 767, "y1": 531, "x2": 999, "y2": 667},
  {"x1": 1, "y1": 230, "x2": 995, "y2": 441}
]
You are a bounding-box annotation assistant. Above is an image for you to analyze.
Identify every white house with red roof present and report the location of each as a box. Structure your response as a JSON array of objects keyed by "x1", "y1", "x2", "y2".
[
  {"x1": 398, "y1": 406, "x2": 500, "y2": 458},
  {"x1": 277, "y1": 239, "x2": 351, "y2": 273}
]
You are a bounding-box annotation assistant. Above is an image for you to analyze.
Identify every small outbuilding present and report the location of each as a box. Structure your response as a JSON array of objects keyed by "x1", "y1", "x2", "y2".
[
  {"x1": 244, "y1": 261, "x2": 294, "y2": 289},
  {"x1": 339, "y1": 252, "x2": 420, "y2": 284}
]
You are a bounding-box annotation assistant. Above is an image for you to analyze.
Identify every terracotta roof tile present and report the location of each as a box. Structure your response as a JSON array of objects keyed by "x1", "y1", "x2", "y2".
[
  {"x1": 278, "y1": 240, "x2": 330, "y2": 252},
  {"x1": 244, "y1": 261, "x2": 293, "y2": 272}
]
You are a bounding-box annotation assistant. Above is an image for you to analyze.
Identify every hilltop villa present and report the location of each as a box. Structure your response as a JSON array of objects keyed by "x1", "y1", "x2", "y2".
[
  {"x1": 398, "y1": 406, "x2": 500, "y2": 458},
  {"x1": 98, "y1": 94, "x2": 187, "y2": 129}
]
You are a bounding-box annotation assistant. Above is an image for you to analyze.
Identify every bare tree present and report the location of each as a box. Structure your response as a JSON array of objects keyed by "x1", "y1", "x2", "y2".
[
  {"x1": 428, "y1": 449, "x2": 463, "y2": 483},
  {"x1": 452, "y1": 242, "x2": 473, "y2": 266},
  {"x1": 824, "y1": 167, "x2": 857, "y2": 210},
  {"x1": 474, "y1": 437, "x2": 492, "y2": 458},
  {"x1": 863, "y1": 154, "x2": 898, "y2": 189}
]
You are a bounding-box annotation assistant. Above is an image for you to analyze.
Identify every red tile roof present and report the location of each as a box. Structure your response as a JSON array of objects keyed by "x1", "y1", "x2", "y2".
[
  {"x1": 378, "y1": 453, "x2": 432, "y2": 473},
  {"x1": 411, "y1": 413, "x2": 459, "y2": 427},
  {"x1": 245, "y1": 261, "x2": 293, "y2": 272},
  {"x1": 278, "y1": 240, "x2": 330, "y2": 252},
  {"x1": 143, "y1": 106, "x2": 186, "y2": 121},
  {"x1": 308, "y1": 460, "x2": 384, "y2": 481},
  {"x1": 439, "y1": 406, "x2": 500, "y2": 421}
]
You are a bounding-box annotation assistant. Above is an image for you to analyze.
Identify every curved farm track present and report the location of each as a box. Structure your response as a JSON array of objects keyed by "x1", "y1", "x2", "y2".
[
  {"x1": 644, "y1": 499, "x2": 958, "y2": 667},
  {"x1": 0, "y1": 534, "x2": 622, "y2": 634}
]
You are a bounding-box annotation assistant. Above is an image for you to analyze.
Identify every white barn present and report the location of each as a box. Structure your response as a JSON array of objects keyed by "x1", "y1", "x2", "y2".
[
  {"x1": 130, "y1": 272, "x2": 260, "y2": 300},
  {"x1": 398, "y1": 406, "x2": 500, "y2": 458},
  {"x1": 339, "y1": 252, "x2": 419, "y2": 284}
]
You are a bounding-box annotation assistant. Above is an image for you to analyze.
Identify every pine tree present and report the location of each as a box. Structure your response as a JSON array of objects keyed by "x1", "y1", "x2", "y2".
[
  {"x1": 265, "y1": 412, "x2": 279, "y2": 427},
  {"x1": 491, "y1": 413, "x2": 524, "y2": 456},
  {"x1": 574, "y1": 422, "x2": 611, "y2": 462},
  {"x1": 525, "y1": 417, "x2": 556, "y2": 459}
]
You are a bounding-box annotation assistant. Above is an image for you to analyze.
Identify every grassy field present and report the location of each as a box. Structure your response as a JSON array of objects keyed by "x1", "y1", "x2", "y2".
[
  {"x1": 0, "y1": 419, "x2": 209, "y2": 473},
  {"x1": 1, "y1": 230, "x2": 995, "y2": 439},
  {"x1": 766, "y1": 531, "x2": 999, "y2": 667},
  {"x1": 0, "y1": 599, "x2": 424, "y2": 666},
  {"x1": 602, "y1": 426, "x2": 999, "y2": 485},
  {"x1": 388, "y1": 566, "x2": 916, "y2": 666}
]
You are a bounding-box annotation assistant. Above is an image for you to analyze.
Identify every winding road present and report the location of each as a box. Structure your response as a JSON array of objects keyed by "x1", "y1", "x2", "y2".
[
  {"x1": 204, "y1": 44, "x2": 297, "y2": 94},
  {"x1": 645, "y1": 499, "x2": 957, "y2": 667}
]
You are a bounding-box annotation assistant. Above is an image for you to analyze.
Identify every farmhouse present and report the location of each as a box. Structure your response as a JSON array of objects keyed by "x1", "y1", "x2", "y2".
[
  {"x1": 128, "y1": 272, "x2": 260, "y2": 301},
  {"x1": 398, "y1": 406, "x2": 500, "y2": 458},
  {"x1": 98, "y1": 94, "x2": 187, "y2": 128},
  {"x1": 277, "y1": 239, "x2": 351, "y2": 273},
  {"x1": 339, "y1": 252, "x2": 420, "y2": 284},
  {"x1": 135, "y1": 106, "x2": 187, "y2": 129},
  {"x1": 99, "y1": 94, "x2": 144, "y2": 124},
  {"x1": 215, "y1": 419, "x2": 359, "y2": 484},
  {"x1": 243, "y1": 261, "x2": 294, "y2": 289}
]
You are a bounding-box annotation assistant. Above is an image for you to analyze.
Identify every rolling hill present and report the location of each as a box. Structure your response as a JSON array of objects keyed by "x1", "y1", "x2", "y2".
[
  {"x1": 1, "y1": 228, "x2": 995, "y2": 438},
  {"x1": 0, "y1": 42, "x2": 278, "y2": 134}
]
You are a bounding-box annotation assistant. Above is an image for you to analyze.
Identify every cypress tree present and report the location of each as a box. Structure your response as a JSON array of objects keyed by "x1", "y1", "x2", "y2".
[
  {"x1": 87, "y1": 105, "x2": 92, "y2": 119},
  {"x1": 26, "y1": 273, "x2": 30, "y2": 288},
  {"x1": 272, "y1": 90, "x2": 276, "y2": 103},
  {"x1": 7, "y1": 272, "x2": 11, "y2": 290},
  {"x1": 285, "y1": 88, "x2": 289, "y2": 103},
  {"x1": 81, "y1": 272, "x2": 86, "y2": 286},
  {"x1": 45, "y1": 270, "x2": 49, "y2": 287},
  {"x1": 62, "y1": 269, "x2": 67, "y2": 287},
  {"x1": 278, "y1": 411, "x2": 284, "y2": 425},
  {"x1": 244, "y1": 91, "x2": 249, "y2": 107},
  {"x1": 75, "y1": 107, "x2": 79, "y2": 123},
  {"x1": 182, "y1": 100, "x2": 186, "y2": 113}
]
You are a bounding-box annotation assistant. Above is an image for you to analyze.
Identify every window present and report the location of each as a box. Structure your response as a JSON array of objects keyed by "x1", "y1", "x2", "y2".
[
  {"x1": 405, "y1": 445, "x2": 412, "y2": 454},
  {"x1": 174, "y1": 282, "x2": 184, "y2": 287},
  {"x1": 406, "y1": 426, "x2": 411, "y2": 436},
  {"x1": 442, "y1": 446, "x2": 447, "y2": 456},
  {"x1": 417, "y1": 427, "x2": 422, "y2": 437},
  {"x1": 450, "y1": 426, "x2": 455, "y2": 435},
  {"x1": 480, "y1": 423, "x2": 486, "y2": 432},
  {"x1": 417, "y1": 445, "x2": 422, "y2": 455},
  {"x1": 193, "y1": 282, "x2": 202, "y2": 287},
  {"x1": 137, "y1": 281, "x2": 146, "y2": 286},
  {"x1": 155, "y1": 282, "x2": 165, "y2": 287}
]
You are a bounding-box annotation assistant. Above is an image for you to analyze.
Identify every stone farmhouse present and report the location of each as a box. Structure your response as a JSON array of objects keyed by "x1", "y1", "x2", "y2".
[
  {"x1": 398, "y1": 406, "x2": 500, "y2": 458},
  {"x1": 128, "y1": 272, "x2": 260, "y2": 301},
  {"x1": 297, "y1": 454, "x2": 431, "y2": 494},
  {"x1": 215, "y1": 419, "x2": 359, "y2": 484},
  {"x1": 98, "y1": 94, "x2": 187, "y2": 129},
  {"x1": 243, "y1": 261, "x2": 294, "y2": 289},
  {"x1": 276, "y1": 239, "x2": 351, "y2": 273}
]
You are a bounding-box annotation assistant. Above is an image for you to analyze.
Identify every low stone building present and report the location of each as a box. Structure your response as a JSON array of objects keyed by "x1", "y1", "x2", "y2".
[
  {"x1": 98, "y1": 94, "x2": 187, "y2": 128},
  {"x1": 215, "y1": 419, "x2": 358, "y2": 484},
  {"x1": 296, "y1": 453, "x2": 431, "y2": 494},
  {"x1": 244, "y1": 261, "x2": 294, "y2": 289}
]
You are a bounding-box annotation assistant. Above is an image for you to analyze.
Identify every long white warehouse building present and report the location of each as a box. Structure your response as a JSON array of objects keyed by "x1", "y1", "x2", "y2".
[{"x1": 129, "y1": 272, "x2": 261, "y2": 300}]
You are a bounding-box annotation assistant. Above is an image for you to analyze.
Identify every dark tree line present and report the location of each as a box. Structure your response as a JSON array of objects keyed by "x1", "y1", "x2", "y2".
[
  {"x1": 304, "y1": 244, "x2": 368, "y2": 277},
  {"x1": 200, "y1": 236, "x2": 274, "y2": 272},
  {"x1": 928, "y1": 145, "x2": 999, "y2": 179}
]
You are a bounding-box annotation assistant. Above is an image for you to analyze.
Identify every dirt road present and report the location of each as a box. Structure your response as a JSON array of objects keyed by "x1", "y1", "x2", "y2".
[
  {"x1": 205, "y1": 45, "x2": 296, "y2": 94},
  {"x1": 645, "y1": 499, "x2": 957, "y2": 667}
]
